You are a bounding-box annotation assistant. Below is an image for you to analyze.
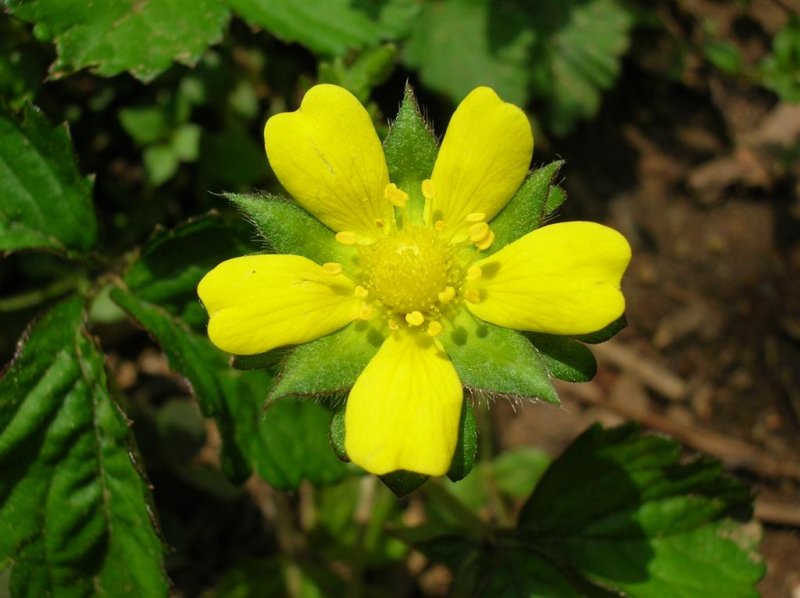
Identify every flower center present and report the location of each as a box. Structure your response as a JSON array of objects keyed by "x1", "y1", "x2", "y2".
[{"x1": 359, "y1": 228, "x2": 457, "y2": 318}]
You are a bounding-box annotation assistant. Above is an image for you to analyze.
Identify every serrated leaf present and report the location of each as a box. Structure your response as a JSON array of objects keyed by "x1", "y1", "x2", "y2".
[
  {"x1": 488, "y1": 160, "x2": 564, "y2": 253},
  {"x1": 403, "y1": 0, "x2": 533, "y2": 105},
  {"x1": 123, "y1": 214, "x2": 256, "y2": 328},
  {"x1": 519, "y1": 424, "x2": 764, "y2": 596},
  {"x1": 6, "y1": 0, "x2": 230, "y2": 82},
  {"x1": 537, "y1": 0, "x2": 633, "y2": 135},
  {"x1": 0, "y1": 104, "x2": 96, "y2": 255},
  {"x1": 111, "y1": 287, "x2": 346, "y2": 489},
  {"x1": 441, "y1": 309, "x2": 558, "y2": 404},
  {"x1": 228, "y1": 0, "x2": 418, "y2": 56},
  {"x1": 526, "y1": 332, "x2": 597, "y2": 383},
  {"x1": 227, "y1": 193, "x2": 354, "y2": 267},
  {"x1": 0, "y1": 296, "x2": 167, "y2": 596},
  {"x1": 268, "y1": 322, "x2": 383, "y2": 403}
]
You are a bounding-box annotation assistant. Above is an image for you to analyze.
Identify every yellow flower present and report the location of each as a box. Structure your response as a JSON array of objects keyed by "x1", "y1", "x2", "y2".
[{"x1": 198, "y1": 84, "x2": 631, "y2": 477}]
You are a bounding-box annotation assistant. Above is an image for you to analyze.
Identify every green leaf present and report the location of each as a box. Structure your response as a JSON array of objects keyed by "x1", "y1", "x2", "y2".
[
  {"x1": 535, "y1": 0, "x2": 633, "y2": 135},
  {"x1": 488, "y1": 160, "x2": 565, "y2": 253},
  {"x1": 318, "y1": 44, "x2": 398, "y2": 103},
  {"x1": 0, "y1": 104, "x2": 96, "y2": 255},
  {"x1": 227, "y1": 193, "x2": 354, "y2": 267},
  {"x1": 704, "y1": 40, "x2": 743, "y2": 75},
  {"x1": 519, "y1": 424, "x2": 765, "y2": 596},
  {"x1": 526, "y1": 333, "x2": 597, "y2": 383},
  {"x1": 441, "y1": 309, "x2": 558, "y2": 404},
  {"x1": 228, "y1": 0, "x2": 418, "y2": 56},
  {"x1": 759, "y1": 15, "x2": 800, "y2": 102},
  {"x1": 403, "y1": 0, "x2": 534, "y2": 105},
  {"x1": 111, "y1": 287, "x2": 346, "y2": 488},
  {"x1": 383, "y1": 82, "x2": 439, "y2": 222},
  {"x1": 143, "y1": 143, "x2": 178, "y2": 186},
  {"x1": 6, "y1": 0, "x2": 230, "y2": 82},
  {"x1": 118, "y1": 106, "x2": 171, "y2": 145},
  {"x1": 123, "y1": 214, "x2": 256, "y2": 328},
  {"x1": 268, "y1": 322, "x2": 383, "y2": 403},
  {"x1": 0, "y1": 296, "x2": 167, "y2": 596}
]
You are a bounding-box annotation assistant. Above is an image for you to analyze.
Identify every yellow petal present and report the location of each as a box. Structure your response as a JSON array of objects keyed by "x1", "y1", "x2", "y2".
[
  {"x1": 264, "y1": 84, "x2": 392, "y2": 240},
  {"x1": 466, "y1": 222, "x2": 631, "y2": 335},
  {"x1": 345, "y1": 331, "x2": 463, "y2": 476},
  {"x1": 198, "y1": 254, "x2": 360, "y2": 355},
  {"x1": 428, "y1": 87, "x2": 533, "y2": 238}
]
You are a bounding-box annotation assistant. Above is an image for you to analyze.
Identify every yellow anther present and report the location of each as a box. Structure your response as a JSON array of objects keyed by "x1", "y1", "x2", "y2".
[
  {"x1": 438, "y1": 286, "x2": 456, "y2": 304},
  {"x1": 464, "y1": 288, "x2": 481, "y2": 304},
  {"x1": 335, "y1": 231, "x2": 357, "y2": 245},
  {"x1": 354, "y1": 285, "x2": 369, "y2": 298},
  {"x1": 405, "y1": 311, "x2": 425, "y2": 327},
  {"x1": 468, "y1": 222, "x2": 490, "y2": 243},
  {"x1": 385, "y1": 183, "x2": 409, "y2": 208},
  {"x1": 427, "y1": 320, "x2": 443, "y2": 337},
  {"x1": 388, "y1": 319, "x2": 399, "y2": 331},
  {"x1": 475, "y1": 230, "x2": 495, "y2": 251},
  {"x1": 466, "y1": 266, "x2": 482, "y2": 281},
  {"x1": 422, "y1": 179, "x2": 435, "y2": 200},
  {"x1": 465, "y1": 212, "x2": 486, "y2": 223},
  {"x1": 434, "y1": 220, "x2": 447, "y2": 232},
  {"x1": 322, "y1": 262, "x2": 342, "y2": 276},
  {"x1": 357, "y1": 303, "x2": 374, "y2": 320}
]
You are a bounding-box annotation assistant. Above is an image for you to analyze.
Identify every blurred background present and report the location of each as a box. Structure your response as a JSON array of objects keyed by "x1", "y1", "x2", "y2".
[{"x1": 1, "y1": 0, "x2": 799, "y2": 595}]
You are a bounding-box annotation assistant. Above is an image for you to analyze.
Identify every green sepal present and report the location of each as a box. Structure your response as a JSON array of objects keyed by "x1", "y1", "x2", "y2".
[
  {"x1": 230, "y1": 348, "x2": 288, "y2": 371},
  {"x1": 545, "y1": 183, "x2": 566, "y2": 214},
  {"x1": 526, "y1": 333, "x2": 597, "y2": 383},
  {"x1": 487, "y1": 160, "x2": 565, "y2": 254},
  {"x1": 383, "y1": 82, "x2": 439, "y2": 223},
  {"x1": 267, "y1": 322, "x2": 384, "y2": 403},
  {"x1": 227, "y1": 192, "x2": 355, "y2": 267},
  {"x1": 446, "y1": 401, "x2": 478, "y2": 483},
  {"x1": 574, "y1": 314, "x2": 627, "y2": 344},
  {"x1": 380, "y1": 471, "x2": 428, "y2": 497},
  {"x1": 441, "y1": 309, "x2": 558, "y2": 404},
  {"x1": 329, "y1": 405, "x2": 348, "y2": 462}
]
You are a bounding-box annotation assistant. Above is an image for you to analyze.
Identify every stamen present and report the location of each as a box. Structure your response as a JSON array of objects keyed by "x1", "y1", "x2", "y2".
[
  {"x1": 335, "y1": 231, "x2": 357, "y2": 246},
  {"x1": 322, "y1": 262, "x2": 342, "y2": 276},
  {"x1": 475, "y1": 230, "x2": 495, "y2": 251},
  {"x1": 465, "y1": 212, "x2": 485, "y2": 223},
  {"x1": 405, "y1": 311, "x2": 425, "y2": 327},
  {"x1": 354, "y1": 285, "x2": 369, "y2": 298},
  {"x1": 438, "y1": 286, "x2": 455, "y2": 304},
  {"x1": 357, "y1": 303, "x2": 374, "y2": 320},
  {"x1": 427, "y1": 320, "x2": 443, "y2": 337},
  {"x1": 388, "y1": 319, "x2": 399, "y2": 331},
  {"x1": 422, "y1": 179, "x2": 435, "y2": 200},
  {"x1": 466, "y1": 266, "x2": 482, "y2": 281},
  {"x1": 434, "y1": 220, "x2": 447, "y2": 232},
  {"x1": 468, "y1": 222, "x2": 490, "y2": 243},
  {"x1": 385, "y1": 183, "x2": 409, "y2": 208},
  {"x1": 464, "y1": 288, "x2": 481, "y2": 304}
]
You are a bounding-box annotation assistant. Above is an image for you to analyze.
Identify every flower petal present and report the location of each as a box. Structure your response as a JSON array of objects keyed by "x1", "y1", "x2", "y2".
[
  {"x1": 428, "y1": 87, "x2": 533, "y2": 238},
  {"x1": 264, "y1": 84, "x2": 391, "y2": 240},
  {"x1": 345, "y1": 331, "x2": 463, "y2": 476},
  {"x1": 466, "y1": 222, "x2": 631, "y2": 335},
  {"x1": 198, "y1": 254, "x2": 360, "y2": 355}
]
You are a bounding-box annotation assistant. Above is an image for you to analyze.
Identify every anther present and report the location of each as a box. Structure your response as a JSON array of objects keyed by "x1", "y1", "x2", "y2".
[
  {"x1": 434, "y1": 220, "x2": 447, "y2": 232},
  {"x1": 475, "y1": 230, "x2": 495, "y2": 251},
  {"x1": 322, "y1": 262, "x2": 342, "y2": 276},
  {"x1": 335, "y1": 231, "x2": 357, "y2": 245},
  {"x1": 354, "y1": 285, "x2": 369, "y2": 298},
  {"x1": 357, "y1": 303, "x2": 374, "y2": 320},
  {"x1": 438, "y1": 286, "x2": 455, "y2": 304},
  {"x1": 422, "y1": 179, "x2": 435, "y2": 200},
  {"x1": 405, "y1": 311, "x2": 425, "y2": 327},
  {"x1": 464, "y1": 288, "x2": 481, "y2": 304},
  {"x1": 465, "y1": 212, "x2": 485, "y2": 223},
  {"x1": 466, "y1": 266, "x2": 482, "y2": 281},
  {"x1": 427, "y1": 320, "x2": 443, "y2": 337},
  {"x1": 468, "y1": 222, "x2": 490, "y2": 243},
  {"x1": 385, "y1": 183, "x2": 409, "y2": 208},
  {"x1": 388, "y1": 319, "x2": 399, "y2": 331}
]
